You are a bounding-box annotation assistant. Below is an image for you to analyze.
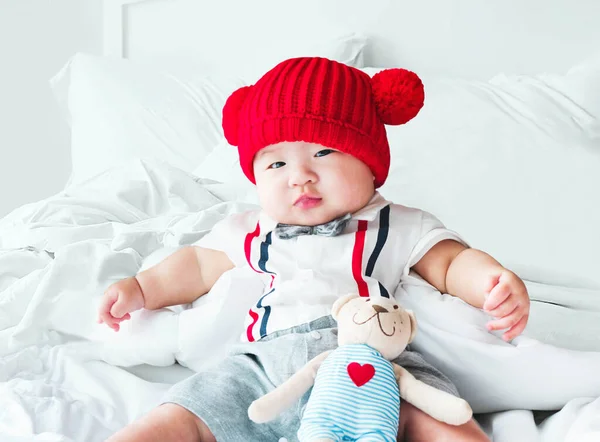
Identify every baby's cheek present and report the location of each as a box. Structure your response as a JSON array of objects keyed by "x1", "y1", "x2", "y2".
[
  {"x1": 260, "y1": 194, "x2": 283, "y2": 216},
  {"x1": 339, "y1": 175, "x2": 374, "y2": 208}
]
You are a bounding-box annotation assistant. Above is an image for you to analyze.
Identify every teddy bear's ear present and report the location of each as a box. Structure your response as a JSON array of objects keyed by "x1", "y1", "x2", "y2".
[
  {"x1": 331, "y1": 294, "x2": 360, "y2": 321},
  {"x1": 406, "y1": 310, "x2": 418, "y2": 343}
]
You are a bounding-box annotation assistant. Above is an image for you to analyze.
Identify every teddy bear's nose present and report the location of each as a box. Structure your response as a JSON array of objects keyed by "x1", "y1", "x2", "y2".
[{"x1": 372, "y1": 304, "x2": 389, "y2": 314}]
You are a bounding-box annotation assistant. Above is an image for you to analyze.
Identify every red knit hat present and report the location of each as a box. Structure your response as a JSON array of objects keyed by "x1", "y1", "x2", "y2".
[{"x1": 222, "y1": 57, "x2": 424, "y2": 188}]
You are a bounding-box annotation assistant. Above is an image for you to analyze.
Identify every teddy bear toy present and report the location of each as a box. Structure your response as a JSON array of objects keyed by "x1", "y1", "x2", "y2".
[{"x1": 248, "y1": 293, "x2": 473, "y2": 441}]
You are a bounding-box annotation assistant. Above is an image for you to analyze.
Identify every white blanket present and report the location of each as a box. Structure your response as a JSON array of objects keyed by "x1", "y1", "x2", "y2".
[{"x1": 1, "y1": 159, "x2": 599, "y2": 441}]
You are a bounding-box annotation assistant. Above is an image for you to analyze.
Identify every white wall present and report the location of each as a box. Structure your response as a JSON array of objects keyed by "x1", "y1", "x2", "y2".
[
  {"x1": 126, "y1": 0, "x2": 600, "y2": 79},
  {"x1": 0, "y1": 0, "x2": 103, "y2": 218}
]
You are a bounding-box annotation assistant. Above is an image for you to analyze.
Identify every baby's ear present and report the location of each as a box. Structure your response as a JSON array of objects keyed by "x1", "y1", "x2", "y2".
[
  {"x1": 406, "y1": 310, "x2": 418, "y2": 343},
  {"x1": 331, "y1": 294, "x2": 360, "y2": 321}
]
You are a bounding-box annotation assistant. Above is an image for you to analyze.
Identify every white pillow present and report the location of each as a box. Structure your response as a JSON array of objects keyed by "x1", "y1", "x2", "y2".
[
  {"x1": 50, "y1": 34, "x2": 368, "y2": 187},
  {"x1": 192, "y1": 138, "x2": 258, "y2": 200},
  {"x1": 539, "y1": 51, "x2": 600, "y2": 127},
  {"x1": 396, "y1": 275, "x2": 600, "y2": 413},
  {"x1": 51, "y1": 53, "x2": 246, "y2": 187},
  {"x1": 364, "y1": 54, "x2": 600, "y2": 290}
]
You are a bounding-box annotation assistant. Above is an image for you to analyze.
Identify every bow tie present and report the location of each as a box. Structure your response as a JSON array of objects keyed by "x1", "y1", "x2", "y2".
[{"x1": 275, "y1": 213, "x2": 352, "y2": 240}]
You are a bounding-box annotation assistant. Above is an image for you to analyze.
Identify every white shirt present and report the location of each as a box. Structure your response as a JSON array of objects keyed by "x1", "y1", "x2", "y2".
[{"x1": 196, "y1": 192, "x2": 466, "y2": 342}]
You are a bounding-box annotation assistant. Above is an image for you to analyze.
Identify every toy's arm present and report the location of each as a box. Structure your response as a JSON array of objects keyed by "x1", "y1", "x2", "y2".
[
  {"x1": 393, "y1": 363, "x2": 473, "y2": 426},
  {"x1": 248, "y1": 350, "x2": 333, "y2": 423}
]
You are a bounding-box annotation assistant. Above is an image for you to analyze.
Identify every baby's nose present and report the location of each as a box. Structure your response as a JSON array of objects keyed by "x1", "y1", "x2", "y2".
[
  {"x1": 289, "y1": 165, "x2": 318, "y2": 186},
  {"x1": 372, "y1": 304, "x2": 389, "y2": 314}
]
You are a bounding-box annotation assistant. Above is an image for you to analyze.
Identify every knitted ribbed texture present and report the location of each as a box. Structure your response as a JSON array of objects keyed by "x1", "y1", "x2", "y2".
[{"x1": 223, "y1": 57, "x2": 424, "y2": 188}]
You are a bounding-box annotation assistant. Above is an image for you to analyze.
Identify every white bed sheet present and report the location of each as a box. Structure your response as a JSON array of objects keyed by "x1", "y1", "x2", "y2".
[{"x1": 1, "y1": 159, "x2": 599, "y2": 442}]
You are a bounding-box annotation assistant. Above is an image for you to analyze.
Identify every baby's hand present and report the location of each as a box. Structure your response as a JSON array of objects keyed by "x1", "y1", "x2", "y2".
[
  {"x1": 97, "y1": 277, "x2": 145, "y2": 331},
  {"x1": 482, "y1": 270, "x2": 530, "y2": 341}
]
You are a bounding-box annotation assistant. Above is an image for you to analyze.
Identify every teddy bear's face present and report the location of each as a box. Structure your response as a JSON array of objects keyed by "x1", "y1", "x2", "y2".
[{"x1": 333, "y1": 295, "x2": 417, "y2": 360}]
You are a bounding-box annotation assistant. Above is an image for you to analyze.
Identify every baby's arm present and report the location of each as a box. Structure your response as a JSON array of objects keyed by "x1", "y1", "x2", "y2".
[
  {"x1": 411, "y1": 240, "x2": 495, "y2": 308},
  {"x1": 412, "y1": 240, "x2": 530, "y2": 340},
  {"x1": 137, "y1": 246, "x2": 234, "y2": 309},
  {"x1": 98, "y1": 246, "x2": 234, "y2": 330}
]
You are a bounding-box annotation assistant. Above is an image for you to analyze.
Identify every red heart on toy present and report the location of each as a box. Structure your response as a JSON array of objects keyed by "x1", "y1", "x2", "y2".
[{"x1": 347, "y1": 362, "x2": 375, "y2": 387}]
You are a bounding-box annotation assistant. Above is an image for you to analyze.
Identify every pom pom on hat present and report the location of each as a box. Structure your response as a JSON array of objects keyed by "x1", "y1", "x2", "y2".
[
  {"x1": 222, "y1": 85, "x2": 252, "y2": 146},
  {"x1": 371, "y1": 68, "x2": 424, "y2": 125}
]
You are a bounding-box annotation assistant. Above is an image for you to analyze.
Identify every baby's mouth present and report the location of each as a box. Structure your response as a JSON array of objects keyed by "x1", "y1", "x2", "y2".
[{"x1": 294, "y1": 195, "x2": 322, "y2": 209}]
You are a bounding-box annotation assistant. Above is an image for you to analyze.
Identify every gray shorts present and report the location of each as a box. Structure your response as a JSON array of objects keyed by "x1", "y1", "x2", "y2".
[{"x1": 162, "y1": 315, "x2": 459, "y2": 442}]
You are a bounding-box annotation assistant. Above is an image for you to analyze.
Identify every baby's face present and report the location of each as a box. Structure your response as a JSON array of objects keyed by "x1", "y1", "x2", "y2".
[{"x1": 253, "y1": 141, "x2": 375, "y2": 225}]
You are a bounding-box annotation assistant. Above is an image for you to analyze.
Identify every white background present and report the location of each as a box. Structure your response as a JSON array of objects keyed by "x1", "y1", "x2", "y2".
[
  {"x1": 0, "y1": 0, "x2": 598, "y2": 219},
  {"x1": 0, "y1": 0, "x2": 103, "y2": 218}
]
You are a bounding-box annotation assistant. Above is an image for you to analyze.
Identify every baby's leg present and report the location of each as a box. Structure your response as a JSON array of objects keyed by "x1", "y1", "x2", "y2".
[
  {"x1": 106, "y1": 403, "x2": 215, "y2": 442},
  {"x1": 393, "y1": 349, "x2": 488, "y2": 441},
  {"x1": 398, "y1": 402, "x2": 489, "y2": 442}
]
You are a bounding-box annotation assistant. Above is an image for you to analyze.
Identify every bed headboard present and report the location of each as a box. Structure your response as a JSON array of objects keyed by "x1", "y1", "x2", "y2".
[{"x1": 104, "y1": 0, "x2": 600, "y2": 79}]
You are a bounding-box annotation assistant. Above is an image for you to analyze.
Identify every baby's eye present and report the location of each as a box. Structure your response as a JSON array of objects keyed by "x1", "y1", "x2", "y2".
[
  {"x1": 393, "y1": 305, "x2": 399, "y2": 310},
  {"x1": 315, "y1": 149, "x2": 335, "y2": 157},
  {"x1": 365, "y1": 299, "x2": 371, "y2": 302},
  {"x1": 268, "y1": 161, "x2": 286, "y2": 169}
]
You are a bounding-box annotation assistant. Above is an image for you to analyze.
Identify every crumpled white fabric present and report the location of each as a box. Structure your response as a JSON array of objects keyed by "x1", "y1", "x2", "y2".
[
  {"x1": 1, "y1": 158, "x2": 599, "y2": 441},
  {"x1": 0, "y1": 159, "x2": 257, "y2": 440}
]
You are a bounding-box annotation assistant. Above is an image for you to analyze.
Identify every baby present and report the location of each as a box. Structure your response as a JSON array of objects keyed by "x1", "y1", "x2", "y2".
[{"x1": 99, "y1": 57, "x2": 529, "y2": 442}]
